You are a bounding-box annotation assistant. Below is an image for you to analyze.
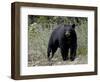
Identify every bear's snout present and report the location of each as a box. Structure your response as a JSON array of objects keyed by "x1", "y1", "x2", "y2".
[{"x1": 65, "y1": 31, "x2": 70, "y2": 37}]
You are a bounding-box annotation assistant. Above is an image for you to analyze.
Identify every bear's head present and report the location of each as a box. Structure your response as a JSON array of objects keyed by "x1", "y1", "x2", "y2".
[{"x1": 64, "y1": 24, "x2": 76, "y2": 38}]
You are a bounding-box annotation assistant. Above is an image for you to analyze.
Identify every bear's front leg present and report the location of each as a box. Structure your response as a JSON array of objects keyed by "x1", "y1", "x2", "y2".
[
  {"x1": 60, "y1": 47, "x2": 69, "y2": 61},
  {"x1": 70, "y1": 46, "x2": 77, "y2": 61}
]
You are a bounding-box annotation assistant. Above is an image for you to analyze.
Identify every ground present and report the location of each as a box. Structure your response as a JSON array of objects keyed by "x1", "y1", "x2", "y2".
[{"x1": 28, "y1": 48, "x2": 87, "y2": 66}]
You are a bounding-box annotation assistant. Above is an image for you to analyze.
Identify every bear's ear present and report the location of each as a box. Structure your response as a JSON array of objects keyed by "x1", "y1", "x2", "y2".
[{"x1": 72, "y1": 24, "x2": 75, "y2": 29}]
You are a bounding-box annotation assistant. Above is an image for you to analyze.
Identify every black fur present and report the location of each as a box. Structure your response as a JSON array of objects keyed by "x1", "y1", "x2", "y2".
[{"x1": 47, "y1": 24, "x2": 77, "y2": 61}]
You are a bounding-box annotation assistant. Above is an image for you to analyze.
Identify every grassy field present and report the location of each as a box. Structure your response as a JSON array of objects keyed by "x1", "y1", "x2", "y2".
[{"x1": 28, "y1": 16, "x2": 88, "y2": 66}]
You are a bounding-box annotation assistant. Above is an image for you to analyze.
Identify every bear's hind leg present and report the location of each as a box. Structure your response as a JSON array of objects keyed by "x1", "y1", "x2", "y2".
[
  {"x1": 47, "y1": 46, "x2": 58, "y2": 61},
  {"x1": 51, "y1": 46, "x2": 58, "y2": 59},
  {"x1": 47, "y1": 47, "x2": 51, "y2": 61}
]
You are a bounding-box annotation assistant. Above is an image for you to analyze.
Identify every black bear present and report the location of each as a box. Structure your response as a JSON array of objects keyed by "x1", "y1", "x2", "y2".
[{"x1": 47, "y1": 24, "x2": 77, "y2": 61}]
